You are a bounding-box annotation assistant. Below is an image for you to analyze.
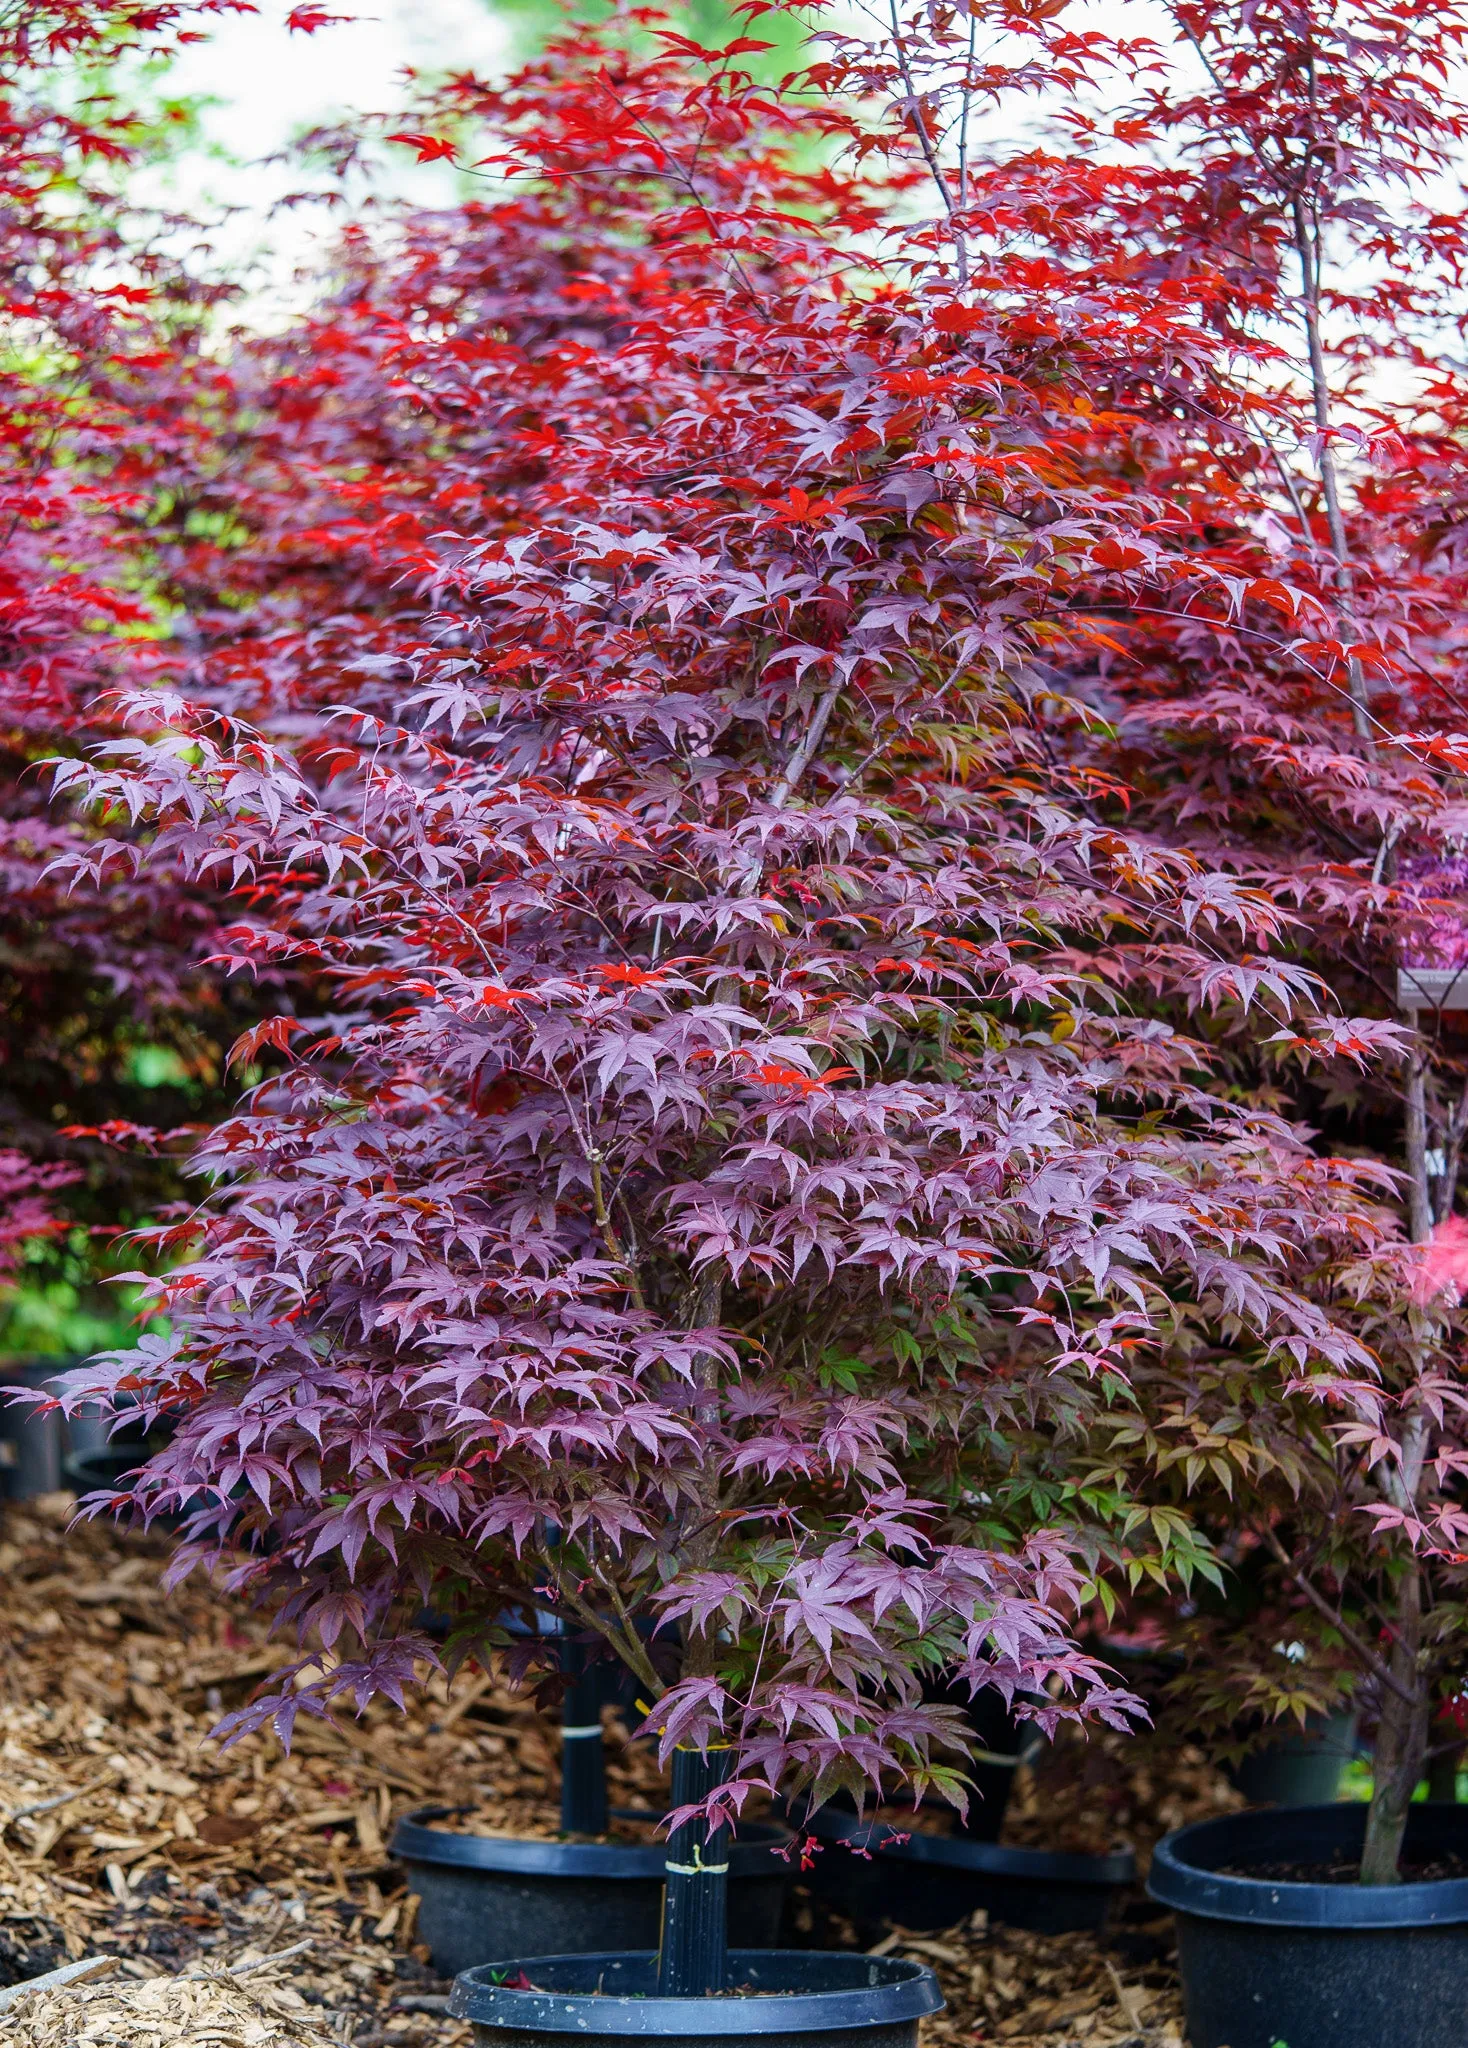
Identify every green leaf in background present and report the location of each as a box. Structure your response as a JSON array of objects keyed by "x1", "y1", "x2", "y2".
[{"x1": 0, "y1": 1225, "x2": 168, "y2": 1360}]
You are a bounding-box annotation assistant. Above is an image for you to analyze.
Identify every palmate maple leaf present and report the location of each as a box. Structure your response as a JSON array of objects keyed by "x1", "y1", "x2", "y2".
[
  {"x1": 597, "y1": 962, "x2": 666, "y2": 986},
  {"x1": 285, "y1": 5, "x2": 352, "y2": 29},
  {"x1": 746, "y1": 1062, "x2": 856, "y2": 1093},
  {"x1": 386, "y1": 132, "x2": 458, "y2": 163}
]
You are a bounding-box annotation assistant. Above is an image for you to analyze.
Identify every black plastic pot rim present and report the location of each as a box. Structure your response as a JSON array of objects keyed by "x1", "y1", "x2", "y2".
[
  {"x1": 1148, "y1": 1804, "x2": 1468, "y2": 1929},
  {"x1": 393, "y1": 1807, "x2": 791, "y2": 1880},
  {"x1": 798, "y1": 1801, "x2": 1134, "y2": 1886},
  {"x1": 0, "y1": 1360, "x2": 76, "y2": 1389},
  {"x1": 64, "y1": 1450, "x2": 146, "y2": 1480},
  {"x1": 449, "y1": 1950, "x2": 944, "y2": 2036}
]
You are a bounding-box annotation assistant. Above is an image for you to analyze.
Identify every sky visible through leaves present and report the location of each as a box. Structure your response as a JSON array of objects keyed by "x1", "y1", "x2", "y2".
[{"x1": 135, "y1": 0, "x2": 1166, "y2": 327}]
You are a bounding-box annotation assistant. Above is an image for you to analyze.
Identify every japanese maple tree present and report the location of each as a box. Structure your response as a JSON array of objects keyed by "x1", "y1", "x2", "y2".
[
  {"x1": 48, "y1": 0, "x2": 1403, "y2": 1871},
  {"x1": 916, "y1": 0, "x2": 1468, "y2": 1883}
]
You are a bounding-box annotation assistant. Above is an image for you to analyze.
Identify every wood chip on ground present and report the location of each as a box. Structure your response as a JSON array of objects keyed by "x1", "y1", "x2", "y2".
[
  {"x1": 3, "y1": 1945, "x2": 332, "y2": 2048},
  {"x1": 870, "y1": 1917, "x2": 1185, "y2": 2048}
]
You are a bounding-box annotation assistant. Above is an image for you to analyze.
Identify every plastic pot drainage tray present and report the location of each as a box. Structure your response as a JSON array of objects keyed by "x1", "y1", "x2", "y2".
[
  {"x1": 1148, "y1": 1801, "x2": 1468, "y2": 2048},
  {"x1": 796, "y1": 1803, "x2": 1135, "y2": 1936},
  {"x1": 392, "y1": 1808, "x2": 792, "y2": 1978},
  {"x1": 450, "y1": 1948, "x2": 943, "y2": 2048}
]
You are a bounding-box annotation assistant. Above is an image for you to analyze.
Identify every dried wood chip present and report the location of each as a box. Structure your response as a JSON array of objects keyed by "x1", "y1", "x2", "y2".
[
  {"x1": 0, "y1": 1955, "x2": 118, "y2": 2011},
  {"x1": 196, "y1": 1818, "x2": 261, "y2": 1848},
  {"x1": 2, "y1": 1967, "x2": 328, "y2": 2048}
]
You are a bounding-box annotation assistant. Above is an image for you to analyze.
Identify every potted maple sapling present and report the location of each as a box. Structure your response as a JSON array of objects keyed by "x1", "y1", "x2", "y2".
[
  {"x1": 1134, "y1": 844, "x2": 1468, "y2": 2048},
  {"x1": 910, "y1": 0, "x2": 1468, "y2": 2035},
  {"x1": 44, "y1": 4, "x2": 1402, "y2": 2040},
  {"x1": 1131, "y1": 1194, "x2": 1468, "y2": 2048}
]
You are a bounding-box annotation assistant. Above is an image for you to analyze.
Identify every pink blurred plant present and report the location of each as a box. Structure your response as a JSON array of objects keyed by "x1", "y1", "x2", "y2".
[
  {"x1": 1409, "y1": 1215, "x2": 1468, "y2": 1304},
  {"x1": 0, "y1": 1149, "x2": 79, "y2": 1281}
]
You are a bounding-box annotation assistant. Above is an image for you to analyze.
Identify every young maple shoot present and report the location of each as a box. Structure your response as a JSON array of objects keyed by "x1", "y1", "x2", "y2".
[{"x1": 48, "y1": 0, "x2": 1392, "y2": 1871}]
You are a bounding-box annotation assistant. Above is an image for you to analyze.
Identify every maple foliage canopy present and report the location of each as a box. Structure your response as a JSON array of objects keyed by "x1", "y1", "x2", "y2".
[
  {"x1": 30, "y1": 0, "x2": 1468, "y2": 1867},
  {"x1": 43, "y1": 0, "x2": 1407, "y2": 1827}
]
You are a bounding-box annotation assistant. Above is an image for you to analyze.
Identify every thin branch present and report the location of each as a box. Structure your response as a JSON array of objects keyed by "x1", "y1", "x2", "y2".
[
  {"x1": 1438, "y1": 1071, "x2": 1468, "y2": 1222},
  {"x1": 1403, "y1": 1045, "x2": 1434, "y2": 1244},
  {"x1": 1261, "y1": 1526, "x2": 1419, "y2": 1708},
  {"x1": 1168, "y1": 4, "x2": 1373, "y2": 744},
  {"x1": 1256, "y1": 418, "x2": 1313, "y2": 533},
  {"x1": 549, "y1": 1562, "x2": 664, "y2": 1698},
  {"x1": 956, "y1": 6, "x2": 977, "y2": 216},
  {"x1": 883, "y1": 0, "x2": 967, "y2": 286},
  {"x1": 768, "y1": 684, "x2": 841, "y2": 810}
]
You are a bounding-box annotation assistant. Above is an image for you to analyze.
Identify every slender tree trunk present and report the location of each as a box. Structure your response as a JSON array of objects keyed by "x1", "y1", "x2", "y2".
[
  {"x1": 1287, "y1": 197, "x2": 1375, "y2": 746},
  {"x1": 1362, "y1": 1063, "x2": 1438, "y2": 1881},
  {"x1": 1360, "y1": 1556, "x2": 1428, "y2": 1884},
  {"x1": 658, "y1": 1746, "x2": 733, "y2": 1994},
  {"x1": 1404, "y1": 1051, "x2": 1434, "y2": 1244}
]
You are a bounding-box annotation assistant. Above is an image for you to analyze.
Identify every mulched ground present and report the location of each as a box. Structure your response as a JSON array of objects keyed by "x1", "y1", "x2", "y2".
[
  {"x1": 0, "y1": 1492, "x2": 1239, "y2": 2046},
  {"x1": 3, "y1": 1944, "x2": 335, "y2": 2048}
]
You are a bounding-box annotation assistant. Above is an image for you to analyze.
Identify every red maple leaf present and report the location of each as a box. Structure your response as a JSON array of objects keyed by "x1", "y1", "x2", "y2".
[{"x1": 386, "y1": 132, "x2": 458, "y2": 163}]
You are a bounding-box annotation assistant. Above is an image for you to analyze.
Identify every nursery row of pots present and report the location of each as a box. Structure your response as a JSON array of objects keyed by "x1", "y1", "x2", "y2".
[
  {"x1": 384, "y1": 1667, "x2": 1468, "y2": 2048},
  {"x1": 393, "y1": 1792, "x2": 1468, "y2": 2048},
  {"x1": 389, "y1": 1673, "x2": 1142, "y2": 1982},
  {"x1": 391, "y1": 1801, "x2": 1136, "y2": 1981}
]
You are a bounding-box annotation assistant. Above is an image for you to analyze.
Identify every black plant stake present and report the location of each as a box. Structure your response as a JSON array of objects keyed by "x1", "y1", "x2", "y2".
[
  {"x1": 657, "y1": 1746, "x2": 734, "y2": 1996},
  {"x1": 559, "y1": 1639, "x2": 609, "y2": 1837}
]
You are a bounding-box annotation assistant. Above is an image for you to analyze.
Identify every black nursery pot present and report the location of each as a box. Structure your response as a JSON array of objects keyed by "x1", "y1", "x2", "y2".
[
  {"x1": 62, "y1": 1424, "x2": 184, "y2": 1529},
  {"x1": 796, "y1": 1803, "x2": 1133, "y2": 1936},
  {"x1": 926, "y1": 1683, "x2": 1035, "y2": 1843},
  {"x1": 1148, "y1": 1801, "x2": 1468, "y2": 2048},
  {"x1": 1230, "y1": 1709, "x2": 1359, "y2": 1808},
  {"x1": 392, "y1": 1809, "x2": 793, "y2": 1979},
  {"x1": 0, "y1": 1357, "x2": 84, "y2": 1500},
  {"x1": 451, "y1": 1948, "x2": 943, "y2": 2048},
  {"x1": 63, "y1": 1443, "x2": 154, "y2": 1493},
  {"x1": 62, "y1": 1386, "x2": 181, "y2": 1493}
]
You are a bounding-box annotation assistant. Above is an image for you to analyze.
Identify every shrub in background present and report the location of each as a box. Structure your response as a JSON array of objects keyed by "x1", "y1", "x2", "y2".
[{"x1": 0, "y1": 0, "x2": 278, "y2": 1354}]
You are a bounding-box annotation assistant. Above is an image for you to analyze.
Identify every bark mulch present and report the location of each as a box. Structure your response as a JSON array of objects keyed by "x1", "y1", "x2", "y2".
[
  {"x1": 0, "y1": 1493, "x2": 1239, "y2": 2046},
  {"x1": 875, "y1": 1917, "x2": 1184, "y2": 2048},
  {"x1": 1, "y1": 1944, "x2": 330, "y2": 2048}
]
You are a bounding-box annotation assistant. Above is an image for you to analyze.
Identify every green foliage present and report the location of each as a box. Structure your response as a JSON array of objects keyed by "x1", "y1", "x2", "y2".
[
  {"x1": 490, "y1": 0, "x2": 807, "y2": 81},
  {"x1": 0, "y1": 1226, "x2": 166, "y2": 1359}
]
